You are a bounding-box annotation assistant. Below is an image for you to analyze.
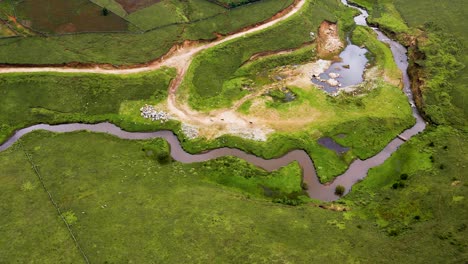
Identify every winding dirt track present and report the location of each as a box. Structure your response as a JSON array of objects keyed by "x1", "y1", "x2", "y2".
[
  {"x1": 0, "y1": 0, "x2": 427, "y2": 201},
  {"x1": 0, "y1": 0, "x2": 305, "y2": 76},
  {"x1": 0, "y1": 0, "x2": 307, "y2": 138}
]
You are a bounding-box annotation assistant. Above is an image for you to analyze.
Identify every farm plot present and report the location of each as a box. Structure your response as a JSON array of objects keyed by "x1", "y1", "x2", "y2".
[
  {"x1": 15, "y1": 0, "x2": 129, "y2": 34},
  {"x1": 116, "y1": 0, "x2": 162, "y2": 13}
]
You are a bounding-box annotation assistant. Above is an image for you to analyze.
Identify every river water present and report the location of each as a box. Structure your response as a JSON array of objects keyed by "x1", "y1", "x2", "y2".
[
  {"x1": 0, "y1": 1, "x2": 426, "y2": 201},
  {"x1": 311, "y1": 37, "x2": 369, "y2": 93}
]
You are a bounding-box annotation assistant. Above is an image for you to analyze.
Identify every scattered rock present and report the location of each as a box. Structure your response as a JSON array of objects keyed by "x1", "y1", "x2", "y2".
[
  {"x1": 181, "y1": 124, "x2": 199, "y2": 139},
  {"x1": 343, "y1": 64, "x2": 350, "y2": 69},
  {"x1": 140, "y1": 105, "x2": 171, "y2": 123},
  {"x1": 326, "y1": 78, "x2": 340, "y2": 86},
  {"x1": 316, "y1": 21, "x2": 344, "y2": 56},
  {"x1": 328, "y1": 72, "x2": 340, "y2": 79}
]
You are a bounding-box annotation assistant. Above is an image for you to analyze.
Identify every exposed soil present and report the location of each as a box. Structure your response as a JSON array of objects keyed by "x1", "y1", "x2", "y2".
[
  {"x1": 316, "y1": 20, "x2": 344, "y2": 57},
  {"x1": 407, "y1": 35, "x2": 428, "y2": 119},
  {"x1": 115, "y1": 0, "x2": 162, "y2": 13},
  {"x1": 285, "y1": 60, "x2": 331, "y2": 87}
]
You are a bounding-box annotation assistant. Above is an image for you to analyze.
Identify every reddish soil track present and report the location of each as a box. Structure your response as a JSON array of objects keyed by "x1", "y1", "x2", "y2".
[{"x1": 0, "y1": 0, "x2": 307, "y2": 140}]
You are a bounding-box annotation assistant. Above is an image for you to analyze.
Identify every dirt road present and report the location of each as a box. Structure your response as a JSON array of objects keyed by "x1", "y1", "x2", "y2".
[{"x1": 0, "y1": 0, "x2": 308, "y2": 140}]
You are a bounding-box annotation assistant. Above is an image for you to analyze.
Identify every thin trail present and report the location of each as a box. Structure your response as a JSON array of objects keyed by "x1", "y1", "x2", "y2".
[
  {"x1": 18, "y1": 141, "x2": 90, "y2": 264},
  {"x1": 0, "y1": 0, "x2": 307, "y2": 137}
]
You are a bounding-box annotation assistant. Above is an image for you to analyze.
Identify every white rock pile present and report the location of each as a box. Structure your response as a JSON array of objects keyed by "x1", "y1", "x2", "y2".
[
  {"x1": 181, "y1": 123, "x2": 199, "y2": 139},
  {"x1": 140, "y1": 104, "x2": 171, "y2": 123}
]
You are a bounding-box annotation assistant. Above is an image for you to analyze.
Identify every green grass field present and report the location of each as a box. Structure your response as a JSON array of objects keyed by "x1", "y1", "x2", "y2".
[
  {"x1": 0, "y1": 127, "x2": 465, "y2": 262},
  {"x1": 0, "y1": 68, "x2": 176, "y2": 143},
  {"x1": 0, "y1": 0, "x2": 467, "y2": 261}
]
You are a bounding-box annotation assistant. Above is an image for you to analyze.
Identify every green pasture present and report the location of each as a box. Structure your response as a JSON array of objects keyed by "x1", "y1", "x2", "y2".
[
  {"x1": 0, "y1": 68, "x2": 176, "y2": 143},
  {"x1": 0, "y1": 126, "x2": 466, "y2": 262}
]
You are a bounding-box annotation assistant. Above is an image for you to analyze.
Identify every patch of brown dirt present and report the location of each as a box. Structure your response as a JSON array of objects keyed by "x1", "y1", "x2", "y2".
[
  {"x1": 316, "y1": 20, "x2": 344, "y2": 57},
  {"x1": 56, "y1": 23, "x2": 77, "y2": 34},
  {"x1": 115, "y1": 0, "x2": 162, "y2": 13}
]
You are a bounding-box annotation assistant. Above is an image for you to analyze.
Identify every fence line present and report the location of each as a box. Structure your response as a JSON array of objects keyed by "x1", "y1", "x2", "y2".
[{"x1": 19, "y1": 141, "x2": 90, "y2": 264}]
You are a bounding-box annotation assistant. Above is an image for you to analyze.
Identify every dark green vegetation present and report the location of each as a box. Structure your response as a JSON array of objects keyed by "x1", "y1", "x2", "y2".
[
  {"x1": 213, "y1": 0, "x2": 261, "y2": 8},
  {"x1": 1, "y1": 128, "x2": 466, "y2": 262},
  {"x1": 346, "y1": 126, "x2": 467, "y2": 249},
  {"x1": 0, "y1": 68, "x2": 175, "y2": 143},
  {"x1": 181, "y1": 0, "x2": 356, "y2": 110},
  {"x1": 0, "y1": 0, "x2": 293, "y2": 64}
]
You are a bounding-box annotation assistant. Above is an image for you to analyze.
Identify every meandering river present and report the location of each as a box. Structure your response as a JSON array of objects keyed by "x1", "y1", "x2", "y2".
[{"x1": 0, "y1": 0, "x2": 426, "y2": 201}]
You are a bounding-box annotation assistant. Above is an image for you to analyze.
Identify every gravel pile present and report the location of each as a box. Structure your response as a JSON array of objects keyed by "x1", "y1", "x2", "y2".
[
  {"x1": 140, "y1": 104, "x2": 171, "y2": 123},
  {"x1": 181, "y1": 124, "x2": 199, "y2": 139}
]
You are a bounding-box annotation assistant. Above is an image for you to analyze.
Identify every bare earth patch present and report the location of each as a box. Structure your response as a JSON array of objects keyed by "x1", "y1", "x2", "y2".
[
  {"x1": 316, "y1": 20, "x2": 344, "y2": 57},
  {"x1": 286, "y1": 59, "x2": 331, "y2": 87},
  {"x1": 115, "y1": 0, "x2": 162, "y2": 13}
]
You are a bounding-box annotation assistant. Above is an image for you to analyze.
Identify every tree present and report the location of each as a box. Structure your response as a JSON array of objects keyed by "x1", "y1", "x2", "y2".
[
  {"x1": 102, "y1": 8, "x2": 109, "y2": 16},
  {"x1": 335, "y1": 185, "x2": 345, "y2": 196}
]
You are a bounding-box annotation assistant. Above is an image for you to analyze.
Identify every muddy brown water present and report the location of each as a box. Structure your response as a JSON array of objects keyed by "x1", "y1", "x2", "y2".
[{"x1": 0, "y1": 0, "x2": 426, "y2": 201}]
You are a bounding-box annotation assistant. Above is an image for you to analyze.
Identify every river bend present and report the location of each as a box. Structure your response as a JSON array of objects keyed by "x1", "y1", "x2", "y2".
[{"x1": 0, "y1": 0, "x2": 426, "y2": 201}]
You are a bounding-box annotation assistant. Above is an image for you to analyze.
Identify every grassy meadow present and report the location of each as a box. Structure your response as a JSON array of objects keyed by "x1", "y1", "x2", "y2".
[
  {"x1": 0, "y1": 68, "x2": 176, "y2": 143},
  {"x1": 0, "y1": 0, "x2": 467, "y2": 262},
  {"x1": 0, "y1": 128, "x2": 466, "y2": 262}
]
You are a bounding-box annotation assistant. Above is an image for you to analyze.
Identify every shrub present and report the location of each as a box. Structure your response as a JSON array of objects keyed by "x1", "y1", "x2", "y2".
[
  {"x1": 156, "y1": 152, "x2": 172, "y2": 164},
  {"x1": 335, "y1": 185, "x2": 345, "y2": 196},
  {"x1": 400, "y1": 173, "x2": 408, "y2": 180}
]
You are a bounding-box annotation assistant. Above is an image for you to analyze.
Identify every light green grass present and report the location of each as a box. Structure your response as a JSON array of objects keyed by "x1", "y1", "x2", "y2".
[
  {"x1": 0, "y1": 68, "x2": 176, "y2": 143},
  {"x1": 351, "y1": 26, "x2": 400, "y2": 80},
  {"x1": 0, "y1": 144, "x2": 83, "y2": 262},
  {"x1": 126, "y1": 0, "x2": 187, "y2": 31},
  {"x1": 0, "y1": 128, "x2": 466, "y2": 262}
]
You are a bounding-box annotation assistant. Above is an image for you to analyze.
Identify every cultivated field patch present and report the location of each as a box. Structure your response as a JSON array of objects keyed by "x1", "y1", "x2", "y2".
[
  {"x1": 16, "y1": 0, "x2": 129, "y2": 34},
  {"x1": 116, "y1": 0, "x2": 162, "y2": 13}
]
